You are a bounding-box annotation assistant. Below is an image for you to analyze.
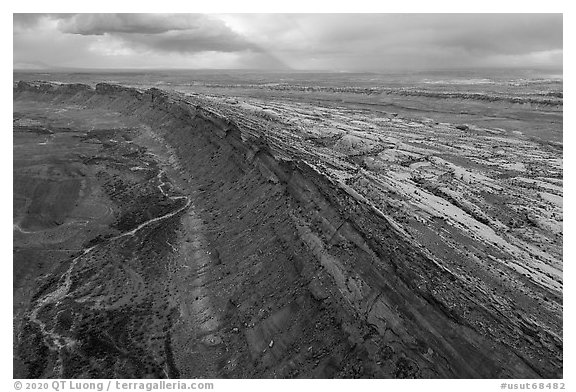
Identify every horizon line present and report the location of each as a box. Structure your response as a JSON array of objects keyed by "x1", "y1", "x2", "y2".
[{"x1": 13, "y1": 66, "x2": 564, "y2": 74}]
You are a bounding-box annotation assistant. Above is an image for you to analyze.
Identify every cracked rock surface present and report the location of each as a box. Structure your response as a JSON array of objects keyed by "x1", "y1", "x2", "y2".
[{"x1": 13, "y1": 81, "x2": 562, "y2": 378}]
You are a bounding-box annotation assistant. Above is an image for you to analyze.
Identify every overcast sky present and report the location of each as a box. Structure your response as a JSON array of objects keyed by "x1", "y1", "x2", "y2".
[{"x1": 13, "y1": 13, "x2": 563, "y2": 71}]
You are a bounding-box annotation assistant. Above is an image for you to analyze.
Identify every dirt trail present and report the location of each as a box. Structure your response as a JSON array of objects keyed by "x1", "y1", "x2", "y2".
[{"x1": 28, "y1": 167, "x2": 192, "y2": 377}]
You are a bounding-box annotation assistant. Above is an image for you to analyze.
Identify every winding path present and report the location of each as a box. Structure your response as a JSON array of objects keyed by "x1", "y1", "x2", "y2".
[{"x1": 28, "y1": 168, "x2": 191, "y2": 376}]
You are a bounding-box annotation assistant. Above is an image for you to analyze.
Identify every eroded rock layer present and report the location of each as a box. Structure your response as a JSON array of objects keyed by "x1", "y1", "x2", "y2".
[{"x1": 13, "y1": 81, "x2": 562, "y2": 379}]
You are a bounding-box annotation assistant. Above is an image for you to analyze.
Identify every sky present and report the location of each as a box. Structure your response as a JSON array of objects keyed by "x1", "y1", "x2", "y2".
[{"x1": 13, "y1": 13, "x2": 563, "y2": 71}]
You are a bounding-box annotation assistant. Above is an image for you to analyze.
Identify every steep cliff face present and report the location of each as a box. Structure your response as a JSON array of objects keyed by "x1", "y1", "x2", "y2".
[{"x1": 14, "y1": 81, "x2": 562, "y2": 378}]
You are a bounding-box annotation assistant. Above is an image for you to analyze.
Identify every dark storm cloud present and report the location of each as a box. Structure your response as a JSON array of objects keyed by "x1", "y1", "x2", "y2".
[
  {"x1": 13, "y1": 13, "x2": 45, "y2": 28},
  {"x1": 57, "y1": 14, "x2": 201, "y2": 35},
  {"x1": 281, "y1": 14, "x2": 562, "y2": 56},
  {"x1": 13, "y1": 13, "x2": 73, "y2": 29},
  {"x1": 406, "y1": 14, "x2": 562, "y2": 55},
  {"x1": 55, "y1": 13, "x2": 259, "y2": 54},
  {"x1": 13, "y1": 13, "x2": 563, "y2": 70},
  {"x1": 239, "y1": 13, "x2": 563, "y2": 70},
  {"x1": 120, "y1": 31, "x2": 257, "y2": 53}
]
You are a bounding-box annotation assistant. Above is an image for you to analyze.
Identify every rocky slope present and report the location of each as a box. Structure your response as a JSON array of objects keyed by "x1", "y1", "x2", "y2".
[{"x1": 13, "y1": 81, "x2": 562, "y2": 378}]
